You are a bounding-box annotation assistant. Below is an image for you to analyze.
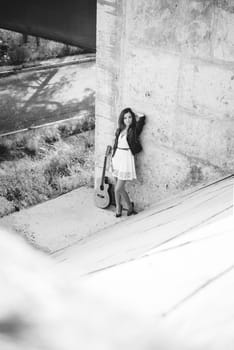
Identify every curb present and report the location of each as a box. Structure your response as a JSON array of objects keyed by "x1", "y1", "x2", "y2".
[
  {"x1": 0, "y1": 54, "x2": 96, "y2": 78},
  {"x1": 0, "y1": 112, "x2": 95, "y2": 138}
]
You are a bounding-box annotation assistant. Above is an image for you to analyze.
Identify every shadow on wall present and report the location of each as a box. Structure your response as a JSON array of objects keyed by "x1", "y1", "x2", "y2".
[{"x1": 0, "y1": 68, "x2": 95, "y2": 134}]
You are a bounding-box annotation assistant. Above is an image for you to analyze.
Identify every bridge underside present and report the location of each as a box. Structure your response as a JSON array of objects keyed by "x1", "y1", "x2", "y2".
[{"x1": 0, "y1": 0, "x2": 96, "y2": 50}]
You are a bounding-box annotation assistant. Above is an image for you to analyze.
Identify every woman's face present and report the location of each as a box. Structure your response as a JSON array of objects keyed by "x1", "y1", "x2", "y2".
[{"x1": 123, "y1": 112, "x2": 132, "y2": 127}]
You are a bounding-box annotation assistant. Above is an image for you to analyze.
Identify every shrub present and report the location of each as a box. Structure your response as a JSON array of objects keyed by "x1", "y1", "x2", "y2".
[
  {"x1": 0, "y1": 196, "x2": 15, "y2": 217},
  {"x1": 0, "y1": 129, "x2": 94, "y2": 216},
  {"x1": 8, "y1": 44, "x2": 30, "y2": 65},
  {"x1": 0, "y1": 29, "x2": 85, "y2": 66},
  {"x1": 43, "y1": 128, "x2": 61, "y2": 144}
]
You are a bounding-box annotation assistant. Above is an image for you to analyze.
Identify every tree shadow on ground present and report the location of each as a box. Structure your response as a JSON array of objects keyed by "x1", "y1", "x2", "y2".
[{"x1": 0, "y1": 66, "x2": 95, "y2": 134}]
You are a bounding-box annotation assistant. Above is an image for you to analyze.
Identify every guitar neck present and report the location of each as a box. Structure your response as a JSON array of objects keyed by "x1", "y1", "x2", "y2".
[{"x1": 100, "y1": 156, "x2": 108, "y2": 187}]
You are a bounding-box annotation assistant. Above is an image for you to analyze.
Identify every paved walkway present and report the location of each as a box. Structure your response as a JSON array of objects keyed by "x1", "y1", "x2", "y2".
[
  {"x1": 53, "y1": 176, "x2": 234, "y2": 349},
  {"x1": 54, "y1": 176, "x2": 233, "y2": 273},
  {"x1": 0, "y1": 186, "x2": 125, "y2": 253},
  {"x1": 0, "y1": 176, "x2": 233, "y2": 349}
]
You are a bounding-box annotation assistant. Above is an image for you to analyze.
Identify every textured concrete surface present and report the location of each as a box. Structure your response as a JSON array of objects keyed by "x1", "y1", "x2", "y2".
[
  {"x1": 0, "y1": 186, "x2": 126, "y2": 253},
  {"x1": 54, "y1": 176, "x2": 233, "y2": 273},
  {"x1": 0, "y1": 176, "x2": 233, "y2": 349},
  {"x1": 96, "y1": 0, "x2": 234, "y2": 209},
  {"x1": 53, "y1": 176, "x2": 234, "y2": 349}
]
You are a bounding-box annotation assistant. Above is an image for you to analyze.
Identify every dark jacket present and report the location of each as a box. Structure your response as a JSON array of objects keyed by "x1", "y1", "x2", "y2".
[{"x1": 112, "y1": 115, "x2": 145, "y2": 157}]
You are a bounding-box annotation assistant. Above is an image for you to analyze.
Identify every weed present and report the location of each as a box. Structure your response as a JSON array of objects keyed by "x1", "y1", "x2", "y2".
[{"x1": 0, "y1": 129, "x2": 94, "y2": 217}]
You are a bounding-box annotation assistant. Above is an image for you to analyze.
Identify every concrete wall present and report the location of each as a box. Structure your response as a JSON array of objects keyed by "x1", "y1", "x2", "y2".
[{"x1": 95, "y1": 0, "x2": 234, "y2": 209}]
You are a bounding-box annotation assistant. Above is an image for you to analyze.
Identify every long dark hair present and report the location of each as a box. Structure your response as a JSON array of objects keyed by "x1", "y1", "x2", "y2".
[{"x1": 118, "y1": 107, "x2": 136, "y2": 132}]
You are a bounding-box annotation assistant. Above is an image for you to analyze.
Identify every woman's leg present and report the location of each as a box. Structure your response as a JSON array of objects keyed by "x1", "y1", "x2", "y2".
[
  {"x1": 120, "y1": 184, "x2": 132, "y2": 210},
  {"x1": 115, "y1": 179, "x2": 132, "y2": 212},
  {"x1": 114, "y1": 178, "x2": 124, "y2": 213}
]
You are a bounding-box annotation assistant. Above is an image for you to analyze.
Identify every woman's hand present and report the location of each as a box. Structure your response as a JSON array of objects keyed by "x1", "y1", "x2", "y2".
[{"x1": 136, "y1": 112, "x2": 145, "y2": 118}]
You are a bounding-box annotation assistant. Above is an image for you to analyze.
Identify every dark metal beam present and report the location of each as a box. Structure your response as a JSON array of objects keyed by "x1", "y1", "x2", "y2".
[{"x1": 0, "y1": 0, "x2": 96, "y2": 50}]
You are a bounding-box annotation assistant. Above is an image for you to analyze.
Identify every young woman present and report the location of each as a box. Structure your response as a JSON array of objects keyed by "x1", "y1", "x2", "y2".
[{"x1": 111, "y1": 107, "x2": 146, "y2": 217}]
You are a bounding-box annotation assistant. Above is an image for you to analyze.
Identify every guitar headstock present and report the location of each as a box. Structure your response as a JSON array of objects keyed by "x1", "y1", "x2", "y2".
[{"x1": 105, "y1": 145, "x2": 112, "y2": 156}]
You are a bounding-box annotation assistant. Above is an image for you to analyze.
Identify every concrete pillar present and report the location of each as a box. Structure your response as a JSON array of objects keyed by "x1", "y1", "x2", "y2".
[{"x1": 96, "y1": 0, "x2": 234, "y2": 209}]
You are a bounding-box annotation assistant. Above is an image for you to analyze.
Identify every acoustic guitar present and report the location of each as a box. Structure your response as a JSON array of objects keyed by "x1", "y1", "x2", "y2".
[{"x1": 94, "y1": 145, "x2": 113, "y2": 208}]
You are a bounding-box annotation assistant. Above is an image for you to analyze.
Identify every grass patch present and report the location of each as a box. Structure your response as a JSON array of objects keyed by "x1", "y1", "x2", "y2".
[{"x1": 0, "y1": 122, "x2": 94, "y2": 217}]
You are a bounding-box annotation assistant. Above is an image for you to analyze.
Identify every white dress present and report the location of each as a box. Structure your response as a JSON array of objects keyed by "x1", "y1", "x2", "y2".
[{"x1": 111, "y1": 132, "x2": 137, "y2": 180}]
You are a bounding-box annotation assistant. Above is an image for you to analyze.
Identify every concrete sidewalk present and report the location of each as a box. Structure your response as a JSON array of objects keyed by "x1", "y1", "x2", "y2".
[
  {"x1": 0, "y1": 176, "x2": 233, "y2": 349},
  {"x1": 54, "y1": 176, "x2": 233, "y2": 272},
  {"x1": 0, "y1": 177, "x2": 232, "y2": 255},
  {"x1": 0, "y1": 186, "x2": 124, "y2": 253},
  {"x1": 53, "y1": 176, "x2": 234, "y2": 349}
]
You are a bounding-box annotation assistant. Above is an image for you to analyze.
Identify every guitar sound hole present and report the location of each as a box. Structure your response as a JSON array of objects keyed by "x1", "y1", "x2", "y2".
[{"x1": 100, "y1": 185, "x2": 104, "y2": 191}]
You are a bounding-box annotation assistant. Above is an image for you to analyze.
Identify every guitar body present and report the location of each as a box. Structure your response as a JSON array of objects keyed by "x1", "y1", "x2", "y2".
[
  {"x1": 94, "y1": 145, "x2": 113, "y2": 209},
  {"x1": 94, "y1": 177, "x2": 111, "y2": 209}
]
